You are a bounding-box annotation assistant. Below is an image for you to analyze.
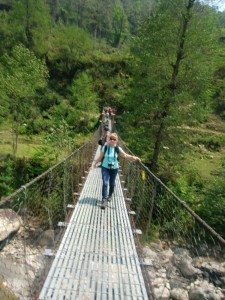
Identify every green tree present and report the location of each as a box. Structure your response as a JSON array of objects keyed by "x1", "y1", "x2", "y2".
[
  {"x1": 43, "y1": 119, "x2": 74, "y2": 161},
  {"x1": 47, "y1": 0, "x2": 60, "y2": 24},
  {"x1": 0, "y1": 9, "x2": 11, "y2": 56},
  {"x1": 212, "y1": 10, "x2": 225, "y2": 119},
  {"x1": 47, "y1": 24, "x2": 93, "y2": 76},
  {"x1": 198, "y1": 176, "x2": 225, "y2": 237},
  {"x1": 112, "y1": 4, "x2": 129, "y2": 47},
  {"x1": 71, "y1": 72, "x2": 98, "y2": 112},
  {"x1": 85, "y1": 0, "x2": 114, "y2": 48},
  {"x1": 123, "y1": 0, "x2": 219, "y2": 173},
  {"x1": 0, "y1": 44, "x2": 48, "y2": 156},
  {"x1": 0, "y1": 155, "x2": 14, "y2": 197},
  {"x1": 1, "y1": 0, "x2": 51, "y2": 56},
  {"x1": 68, "y1": 71, "x2": 99, "y2": 131}
]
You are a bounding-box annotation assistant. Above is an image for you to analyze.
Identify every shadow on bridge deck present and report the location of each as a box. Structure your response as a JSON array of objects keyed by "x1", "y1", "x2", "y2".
[{"x1": 39, "y1": 146, "x2": 149, "y2": 300}]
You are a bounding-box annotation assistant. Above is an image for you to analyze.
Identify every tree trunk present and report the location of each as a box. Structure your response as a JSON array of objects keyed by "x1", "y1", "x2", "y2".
[
  {"x1": 25, "y1": 0, "x2": 33, "y2": 48},
  {"x1": 170, "y1": 0, "x2": 195, "y2": 91},
  {"x1": 93, "y1": 27, "x2": 97, "y2": 50},
  {"x1": 151, "y1": 0, "x2": 195, "y2": 172},
  {"x1": 151, "y1": 119, "x2": 165, "y2": 173},
  {"x1": 12, "y1": 115, "x2": 19, "y2": 158}
]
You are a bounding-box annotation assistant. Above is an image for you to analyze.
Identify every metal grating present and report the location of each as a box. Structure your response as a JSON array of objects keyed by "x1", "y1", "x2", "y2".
[{"x1": 39, "y1": 147, "x2": 149, "y2": 300}]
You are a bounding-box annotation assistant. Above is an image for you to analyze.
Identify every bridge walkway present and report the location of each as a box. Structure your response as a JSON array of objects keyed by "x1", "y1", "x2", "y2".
[{"x1": 39, "y1": 145, "x2": 149, "y2": 300}]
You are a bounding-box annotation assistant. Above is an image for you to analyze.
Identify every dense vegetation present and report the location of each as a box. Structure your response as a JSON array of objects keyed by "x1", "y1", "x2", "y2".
[{"x1": 0, "y1": 0, "x2": 225, "y2": 236}]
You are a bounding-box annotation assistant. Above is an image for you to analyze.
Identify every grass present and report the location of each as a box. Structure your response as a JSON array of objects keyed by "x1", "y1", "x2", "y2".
[
  {"x1": 0, "y1": 128, "x2": 44, "y2": 158},
  {"x1": 204, "y1": 114, "x2": 225, "y2": 133},
  {"x1": 187, "y1": 150, "x2": 224, "y2": 180},
  {"x1": 0, "y1": 126, "x2": 93, "y2": 160},
  {"x1": 0, "y1": 143, "x2": 43, "y2": 158},
  {"x1": 181, "y1": 114, "x2": 225, "y2": 180}
]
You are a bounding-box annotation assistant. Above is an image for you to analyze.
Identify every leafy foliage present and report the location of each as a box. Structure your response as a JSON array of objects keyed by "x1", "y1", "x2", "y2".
[
  {"x1": 120, "y1": 0, "x2": 220, "y2": 172},
  {"x1": 70, "y1": 72, "x2": 98, "y2": 112},
  {"x1": 47, "y1": 24, "x2": 93, "y2": 76},
  {"x1": 0, "y1": 0, "x2": 51, "y2": 55},
  {"x1": 112, "y1": 4, "x2": 129, "y2": 47},
  {"x1": 0, "y1": 155, "x2": 14, "y2": 196},
  {"x1": 198, "y1": 177, "x2": 225, "y2": 237},
  {"x1": 0, "y1": 44, "x2": 48, "y2": 155},
  {"x1": 43, "y1": 119, "x2": 74, "y2": 161}
]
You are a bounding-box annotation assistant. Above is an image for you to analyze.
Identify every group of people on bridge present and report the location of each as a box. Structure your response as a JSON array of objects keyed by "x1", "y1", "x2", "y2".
[{"x1": 89, "y1": 110, "x2": 141, "y2": 209}]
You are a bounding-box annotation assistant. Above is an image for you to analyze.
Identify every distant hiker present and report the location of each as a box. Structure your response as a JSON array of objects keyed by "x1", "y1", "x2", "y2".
[
  {"x1": 102, "y1": 125, "x2": 110, "y2": 145},
  {"x1": 98, "y1": 125, "x2": 110, "y2": 146},
  {"x1": 89, "y1": 133, "x2": 141, "y2": 209},
  {"x1": 108, "y1": 107, "x2": 112, "y2": 117},
  {"x1": 102, "y1": 113, "x2": 109, "y2": 126}
]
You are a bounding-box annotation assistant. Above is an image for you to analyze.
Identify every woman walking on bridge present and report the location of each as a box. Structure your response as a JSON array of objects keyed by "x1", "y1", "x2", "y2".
[{"x1": 89, "y1": 133, "x2": 141, "y2": 209}]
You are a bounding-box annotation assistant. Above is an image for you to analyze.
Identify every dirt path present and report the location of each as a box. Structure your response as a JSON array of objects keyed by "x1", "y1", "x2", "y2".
[{"x1": 177, "y1": 125, "x2": 225, "y2": 136}]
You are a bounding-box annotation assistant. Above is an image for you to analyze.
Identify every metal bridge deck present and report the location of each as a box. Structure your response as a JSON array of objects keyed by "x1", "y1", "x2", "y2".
[{"x1": 39, "y1": 146, "x2": 148, "y2": 300}]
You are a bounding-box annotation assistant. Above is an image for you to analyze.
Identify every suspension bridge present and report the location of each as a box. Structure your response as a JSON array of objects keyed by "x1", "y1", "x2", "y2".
[{"x1": 0, "y1": 117, "x2": 224, "y2": 300}]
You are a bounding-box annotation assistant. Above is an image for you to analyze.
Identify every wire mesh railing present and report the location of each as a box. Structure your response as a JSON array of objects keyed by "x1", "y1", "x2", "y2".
[
  {"x1": 0, "y1": 132, "x2": 98, "y2": 300},
  {"x1": 117, "y1": 137, "x2": 225, "y2": 298}
]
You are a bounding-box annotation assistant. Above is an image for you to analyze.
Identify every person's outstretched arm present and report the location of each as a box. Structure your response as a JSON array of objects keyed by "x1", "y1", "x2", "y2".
[
  {"x1": 89, "y1": 152, "x2": 104, "y2": 171},
  {"x1": 119, "y1": 149, "x2": 141, "y2": 162}
]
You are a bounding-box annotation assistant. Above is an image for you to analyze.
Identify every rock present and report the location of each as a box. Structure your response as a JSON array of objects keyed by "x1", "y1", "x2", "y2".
[
  {"x1": 189, "y1": 286, "x2": 222, "y2": 300},
  {"x1": 0, "y1": 232, "x2": 45, "y2": 299},
  {"x1": 173, "y1": 248, "x2": 190, "y2": 256},
  {"x1": 173, "y1": 253, "x2": 202, "y2": 279},
  {"x1": 0, "y1": 259, "x2": 32, "y2": 298},
  {"x1": 0, "y1": 282, "x2": 19, "y2": 300},
  {"x1": 170, "y1": 288, "x2": 189, "y2": 300},
  {"x1": 201, "y1": 261, "x2": 225, "y2": 277},
  {"x1": 178, "y1": 259, "x2": 202, "y2": 279},
  {"x1": 169, "y1": 277, "x2": 189, "y2": 290},
  {"x1": 149, "y1": 242, "x2": 163, "y2": 252},
  {"x1": 154, "y1": 286, "x2": 170, "y2": 299},
  {"x1": 159, "y1": 248, "x2": 174, "y2": 264},
  {"x1": 36, "y1": 229, "x2": 55, "y2": 247},
  {"x1": 0, "y1": 209, "x2": 22, "y2": 250},
  {"x1": 143, "y1": 246, "x2": 157, "y2": 259},
  {"x1": 199, "y1": 261, "x2": 225, "y2": 287}
]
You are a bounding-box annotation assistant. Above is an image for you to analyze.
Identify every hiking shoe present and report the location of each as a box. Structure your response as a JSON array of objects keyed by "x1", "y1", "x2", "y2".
[
  {"x1": 101, "y1": 199, "x2": 106, "y2": 209},
  {"x1": 107, "y1": 195, "x2": 112, "y2": 202}
]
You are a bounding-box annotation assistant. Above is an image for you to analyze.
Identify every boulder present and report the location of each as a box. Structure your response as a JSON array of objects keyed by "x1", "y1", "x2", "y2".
[
  {"x1": 170, "y1": 288, "x2": 189, "y2": 300},
  {"x1": 189, "y1": 286, "x2": 222, "y2": 300},
  {"x1": 0, "y1": 209, "x2": 21, "y2": 250}
]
